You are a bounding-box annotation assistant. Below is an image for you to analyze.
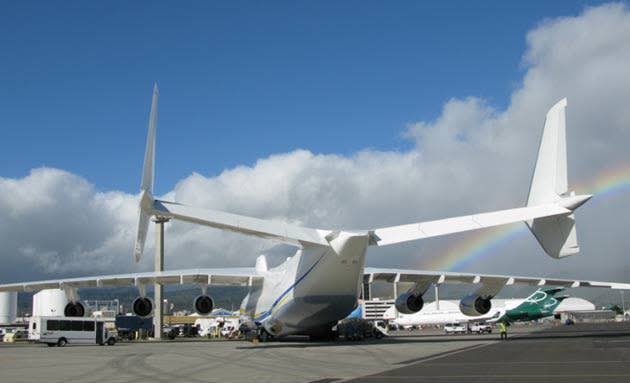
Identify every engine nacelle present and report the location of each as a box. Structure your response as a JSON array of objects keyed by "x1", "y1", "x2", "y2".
[
  {"x1": 64, "y1": 301, "x2": 85, "y2": 317},
  {"x1": 132, "y1": 297, "x2": 154, "y2": 318},
  {"x1": 193, "y1": 295, "x2": 214, "y2": 315},
  {"x1": 395, "y1": 292, "x2": 424, "y2": 314},
  {"x1": 459, "y1": 294, "x2": 492, "y2": 316}
]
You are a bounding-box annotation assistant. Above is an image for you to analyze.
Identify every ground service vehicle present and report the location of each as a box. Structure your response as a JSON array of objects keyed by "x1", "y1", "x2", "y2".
[
  {"x1": 444, "y1": 322, "x2": 466, "y2": 334},
  {"x1": 336, "y1": 318, "x2": 386, "y2": 341},
  {"x1": 470, "y1": 322, "x2": 492, "y2": 334},
  {"x1": 28, "y1": 316, "x2": 117, "y2": 347},
  {"x1": 3, "y1": 328, "x2": 28, "y2": 342}
]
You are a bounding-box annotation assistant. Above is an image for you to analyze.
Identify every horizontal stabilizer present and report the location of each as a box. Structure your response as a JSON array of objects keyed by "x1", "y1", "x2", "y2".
[
  {"x1": 152, "y1": 199, "x2": 330, "y2": 247},
  {"x1": 370, "y1": 204, "x2": 570, "y2": 247}
]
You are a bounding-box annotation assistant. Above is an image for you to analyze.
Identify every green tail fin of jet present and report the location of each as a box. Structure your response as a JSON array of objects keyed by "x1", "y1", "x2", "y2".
[{"x1": 501, "y1": 287, "x2": 567, "y2": 322}]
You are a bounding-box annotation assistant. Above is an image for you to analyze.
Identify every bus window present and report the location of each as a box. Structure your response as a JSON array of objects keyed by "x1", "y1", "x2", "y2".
[
  {"x1": 84, "y1": 321, "x2": 95, "y2": 331},
  {"x1": 32, "y1": 322, "x2": 37, "y2": 330},
  {"x1": 60, "y1": 320, "x2": 71, "y2": 331},
  {"x1": 48, "y1": 320, "x2": 60, "y2": 331},
  {"x1": 71, "y1": 321, "x2": 83, "y2": 331}
]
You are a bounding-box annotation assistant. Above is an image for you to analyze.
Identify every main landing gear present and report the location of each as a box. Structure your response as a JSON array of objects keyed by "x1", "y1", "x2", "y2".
[{"x1": 256, "y1": 327, "x2": 273, "y2": 342}]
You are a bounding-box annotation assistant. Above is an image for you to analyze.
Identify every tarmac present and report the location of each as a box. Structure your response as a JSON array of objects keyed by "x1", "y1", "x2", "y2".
[{"x1": 1, "y1": 322, "x2": 629, "y2": 383}]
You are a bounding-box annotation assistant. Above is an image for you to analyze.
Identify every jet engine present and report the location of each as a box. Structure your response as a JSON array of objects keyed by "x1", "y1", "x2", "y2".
[
  {"x1": 64, "y1": 301, "x2": 85, "y2": 317},
  {"x1": 193, "y1": 295, "x2": 214, "y2": 315},
  {"x1": 395, "y1": 292, "x2": 424, "y2": 314},
  {"x1": 459, "y1": 294, "x2": 492, "y2": 316},
  {"x1": 132, "y1": 297, "x2": 154, "y2": 318}
]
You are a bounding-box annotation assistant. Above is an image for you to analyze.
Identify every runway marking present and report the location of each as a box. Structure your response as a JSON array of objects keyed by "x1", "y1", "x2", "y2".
[
  {"x1": 393, "y1": 342, "x2": 493, "y2": 365},
  {"x1": 423, "y1": 360, "x2": 630, "y2": 365},
  {"x1": 354, "y1": 374, "x2": 630, "y2": 379}
]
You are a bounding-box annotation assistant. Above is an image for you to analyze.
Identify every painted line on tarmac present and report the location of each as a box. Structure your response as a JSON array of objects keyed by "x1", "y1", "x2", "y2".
[
  {"x1": 353, "y1": 373, "x2": 630, "y2": 380},
  {"x1": 393, "y1": 342, "x2": 493, "y2": 365},
  {"x1": 337, "y1": 342, "x2": 495, "y2": 383}
]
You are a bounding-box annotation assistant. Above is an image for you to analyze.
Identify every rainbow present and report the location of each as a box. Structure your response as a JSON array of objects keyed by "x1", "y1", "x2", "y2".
[
  {"x1": 575, "y1": 164, "x2": 630, "y2": 201},
  {"x1": 426, "y1": 164, "x2": 630, "y2": 271}
]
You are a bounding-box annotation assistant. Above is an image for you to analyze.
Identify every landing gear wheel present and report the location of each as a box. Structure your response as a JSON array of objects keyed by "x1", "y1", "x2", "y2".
[
  {"x1": 309, "y1": 329, "x2": 339, "y2": 342},
  {"x1": 257, "y1": 328, "x2": 272, "y2": 342}
]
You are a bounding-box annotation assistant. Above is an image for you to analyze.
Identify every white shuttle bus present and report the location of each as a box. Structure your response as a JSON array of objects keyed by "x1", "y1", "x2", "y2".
[{"x1": 28, "y1": 316, "x2": 117, "y2": 347}]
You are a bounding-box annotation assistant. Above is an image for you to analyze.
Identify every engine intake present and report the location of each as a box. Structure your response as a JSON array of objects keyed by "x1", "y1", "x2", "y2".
[
  {"x1": 459, "y1": 294, "x2": 492, "y2": 316},
  {"x1": 64, "y1": 302, "x2": 85, "y2": 317},
  {"x1": 395, "y1": 292, "x2": 424, "y2": 314},
  {"x1": 194, "y1": 295, "x2": 214, "y2": 315},
  {"x1": 132, "y1": 297, "x2": 154, "y2": 318}
]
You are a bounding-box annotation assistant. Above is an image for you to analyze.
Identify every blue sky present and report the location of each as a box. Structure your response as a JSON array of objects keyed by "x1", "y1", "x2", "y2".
[
  {"x1": 0, "y1": 0, "x2": 613, "y2": 194},
  {"x1": 1, "y1": 1, "x2": 630, "y2": 287}
]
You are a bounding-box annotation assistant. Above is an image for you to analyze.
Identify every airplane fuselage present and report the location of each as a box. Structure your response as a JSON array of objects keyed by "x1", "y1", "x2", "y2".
[{"x1": 240, "y1": 232, "x2": 370, "y2": 336}]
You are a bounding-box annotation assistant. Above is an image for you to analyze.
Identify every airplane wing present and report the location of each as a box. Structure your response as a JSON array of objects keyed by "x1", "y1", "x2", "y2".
[
  {"x1": 364, "y1": 267, "x2": 630, "y2": 290},
  {"x1": 0, "y1": 268, "x2": 260, "y2": 293}
]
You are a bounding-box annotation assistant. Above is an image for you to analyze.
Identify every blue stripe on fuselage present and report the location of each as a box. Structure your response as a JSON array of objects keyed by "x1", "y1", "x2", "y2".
[{"x1": 253, "y1": 252, "x2": 327, "y2": 321}]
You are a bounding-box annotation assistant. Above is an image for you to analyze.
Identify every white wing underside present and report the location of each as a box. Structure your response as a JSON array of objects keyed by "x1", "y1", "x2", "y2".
[
  {"x1": 363, "y1": 267, "x2": 630, "y2": 290},
  {"x1": 1, "y1": 267, "x2": 628, "y2": 293},
  {"x1": 0, "y1": 268, "x2": 259, "y2": 292}
]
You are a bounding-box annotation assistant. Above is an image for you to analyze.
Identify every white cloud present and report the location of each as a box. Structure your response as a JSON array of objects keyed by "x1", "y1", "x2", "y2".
[{"x1": 1, "y1": 3, "x2": 630, "y2": 285}]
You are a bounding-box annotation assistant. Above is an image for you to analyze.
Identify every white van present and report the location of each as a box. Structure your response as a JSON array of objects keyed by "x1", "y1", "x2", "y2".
[
  {"x1": 3, "y1": 327, "x2": 28, "y2": 342},
  {"x1": 29, "y1": 316, "x2": 117, "y2": 347},
  {"x1": 443, "y1": 322, "x2": 466, "y2": 335}
]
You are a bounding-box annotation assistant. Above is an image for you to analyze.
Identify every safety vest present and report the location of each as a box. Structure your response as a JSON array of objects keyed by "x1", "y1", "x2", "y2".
[{"x1": 499, "y1": 322, "x2": 507, "y2": 332}]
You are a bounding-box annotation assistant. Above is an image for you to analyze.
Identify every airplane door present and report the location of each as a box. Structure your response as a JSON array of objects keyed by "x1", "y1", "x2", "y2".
[{"x1": 96, "y1": 322, "x2": 104, "y2": 345}]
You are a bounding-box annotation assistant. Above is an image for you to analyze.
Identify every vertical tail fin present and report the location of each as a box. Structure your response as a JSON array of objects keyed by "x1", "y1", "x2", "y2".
[
  {"x1": 537, "y1": 288, "x2": 567, "y2": 313},
  {"x1": 519, "y1": 287, "x2": 564, "y2": 309},
  {"x1": 134, "y1": 84, "x2": 159, "y2": 262},
  {"x1": 526, "y1": 99, "x2": 591, "y2": 258},
  {"x1": 140, "y1": 83, "x2": 159, "y2": 196},
  {"x1": 528, "y1": 98, "x2": 568, "y2": 206}
]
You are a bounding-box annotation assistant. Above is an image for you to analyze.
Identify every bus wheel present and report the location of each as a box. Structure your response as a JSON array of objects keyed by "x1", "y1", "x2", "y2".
[
  {"x1": 57, "y1": 338, "x2": 67, "y2": 347},
  {"x1": 107, "y1": 338, "x2": 116, "y2": 346}
]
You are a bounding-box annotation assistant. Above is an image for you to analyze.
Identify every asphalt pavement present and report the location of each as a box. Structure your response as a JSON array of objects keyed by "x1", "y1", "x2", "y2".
[{"x1": 347, "y1": 322, "x2": 630, "y2": 383}]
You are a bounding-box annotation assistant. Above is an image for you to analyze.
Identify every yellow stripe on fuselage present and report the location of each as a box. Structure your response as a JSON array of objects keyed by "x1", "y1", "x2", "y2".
[{"x1": 272, "y1": 294, "x2": 291, "y2": 313}]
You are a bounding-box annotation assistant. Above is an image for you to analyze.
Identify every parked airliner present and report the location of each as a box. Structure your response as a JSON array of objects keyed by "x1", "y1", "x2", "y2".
[
  {"x1": 1, "y1": 86, "x2": 628, "y2": 341},
  {"x1": 386, "y1": 287, "x2": 567, "y2": 328}
]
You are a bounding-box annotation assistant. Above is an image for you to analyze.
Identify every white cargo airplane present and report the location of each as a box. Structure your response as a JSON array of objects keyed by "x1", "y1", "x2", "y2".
[{"x1": 1, "y1": 86, "x2": 628, "y2": 340}]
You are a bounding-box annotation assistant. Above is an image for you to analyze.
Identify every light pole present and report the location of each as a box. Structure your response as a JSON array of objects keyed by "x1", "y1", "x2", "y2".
[{"x1": 152, "y1": 216, "x2": 169, "y2": 339}]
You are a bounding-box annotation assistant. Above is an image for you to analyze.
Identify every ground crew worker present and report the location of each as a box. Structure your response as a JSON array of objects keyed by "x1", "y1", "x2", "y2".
[{"x1": 498, "y1": 321, "x2": 508, "y2": 340}]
